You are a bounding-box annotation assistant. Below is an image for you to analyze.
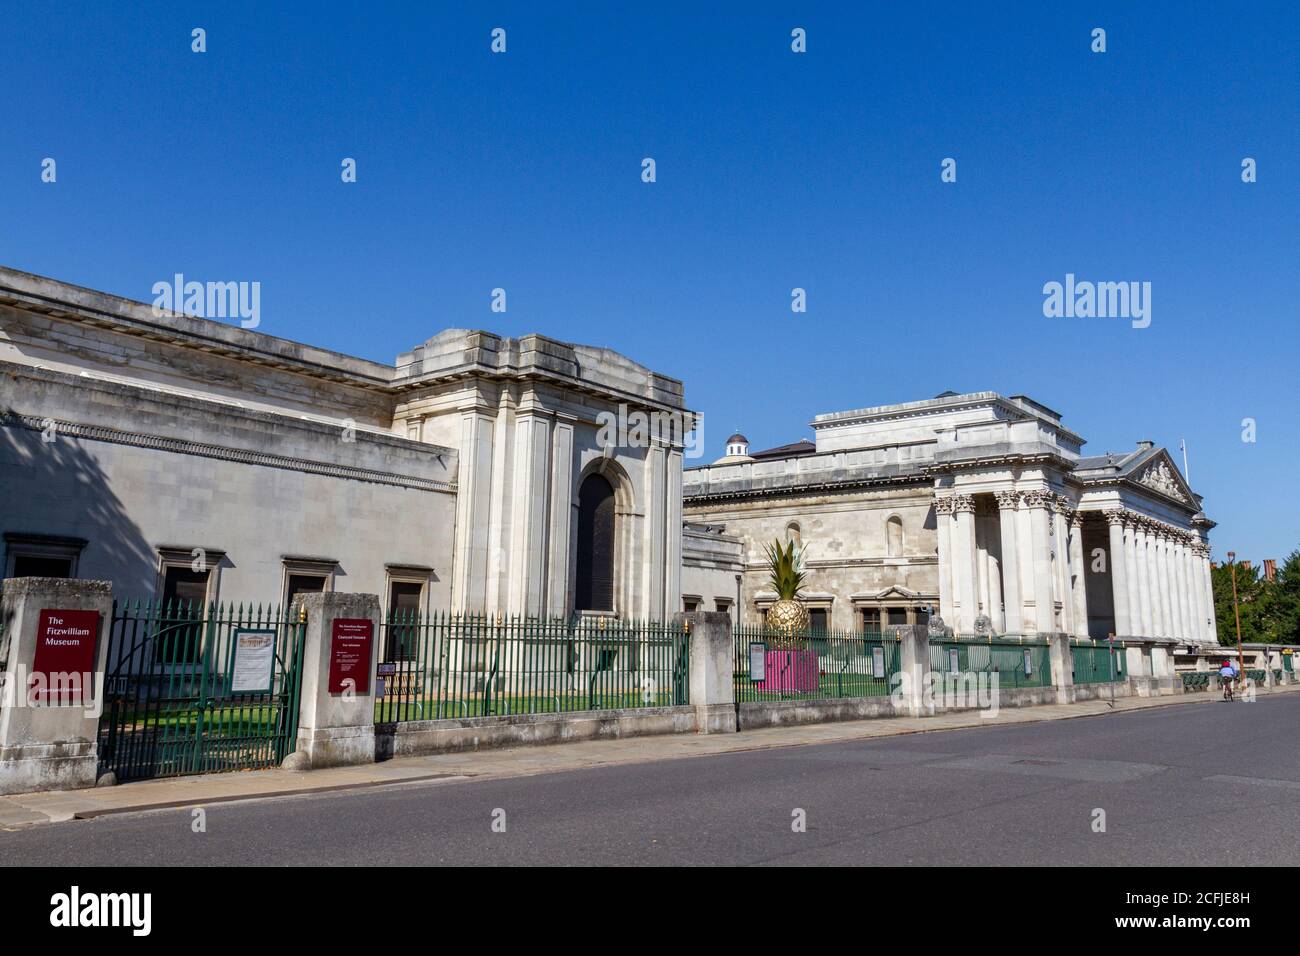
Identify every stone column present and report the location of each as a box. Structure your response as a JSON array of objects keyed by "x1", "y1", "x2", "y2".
[
  {"x1": 293, "y1": 592, "x2": 381, "y2": 769},
  {"x1": 665, "y1": 448, "x2": 684, "y2": 621},
  {"x1": 1186, "y1": 540, "x2": 1203, "y2": 641},
  {"x1": 1174, "y1": 537, "x2": 1192, "y2": 641},
  {"x1": 1105, "y1": 510, "x2": 1131, "y2": 636},
  {"x1": 452, "y1": 408, "x2": 496, "y2": 612},
  {"x1": 546, "y1": 415, "x2": 576, "y2": 616},
  {"x1": 640, "y1": 442, "x2": 668, "y2": 620},
  {"x1": 1199, "y1": 544, "x2": 1218, "y2": 643},
  {"x1": 1191, "y1": 543, "x2": 1211, "y2": 643},
  {"x1": 1070, "y1": 511, "x2": 1090, "y2": 638},
  {"x1": 934, "y1": 496, "x2": 955, "y2": 624},
  {"x1": 676, "y1": 611, "x2": 737, "y2": 733},
  {"x1": 952, "y1": 495, "x2": 979, "y2": 634},
  {"x1": 1135, "y1": 522, "x2": 1155, "y2": 638},
  {"x1": 0, "y1": 578, "x2": 114, "y2": 795},
  {"x1": 1051, "y1": 499, "x2": 1075, "y2": 636},
  {"x1": 995, "y1": 492, "x2": 1023, "y2": 634},
  {"x1": 1123, "y1": 518, "x2": 1141, "y2": 636},
  {"x1": 1155, "y1": 530, "x2": 1173, "y2": 638},
  {"x1": 507, "y1": 409, "x2": 552, "y2": 617},
  {"x1": 1024, "y1": 491, "x2": 1057, "y2": 633}
]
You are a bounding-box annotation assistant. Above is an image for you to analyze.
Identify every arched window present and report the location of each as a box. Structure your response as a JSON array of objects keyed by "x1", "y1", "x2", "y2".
[
  {"x1": 575, "y1": 473, "x2": 615, "y2": 611},
  {"x1": 887, "y1": 516, "x2": 904, "y2": 557},
  {"x1": 785, "y1": 521, "x2": 802, "y2": 547}
]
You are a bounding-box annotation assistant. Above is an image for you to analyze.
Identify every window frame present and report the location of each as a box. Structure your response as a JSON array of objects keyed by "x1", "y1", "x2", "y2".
[
  {"x1": 3, "y1": 532, "x2": 87, "y2": 579},
  {"x1": 280, "y1": 556, "x2": 338, "y2": 612}
]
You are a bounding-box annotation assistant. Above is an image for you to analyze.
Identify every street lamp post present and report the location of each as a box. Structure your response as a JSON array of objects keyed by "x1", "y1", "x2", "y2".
[{"x1": 1227, "y1": 550, "x2": 1245, "y2": 693}]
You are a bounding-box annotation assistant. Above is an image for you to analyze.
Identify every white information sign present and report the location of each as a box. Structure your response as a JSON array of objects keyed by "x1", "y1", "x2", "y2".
[
  {"x1": 949, "y1": 648, "x2": 960, "y2": 672},
  {"x1": 871, "y1": 646, "x2": 886, "y2": 678},
  {"x1": 749, "y1": 643, "x2": 767, "y2": 682},
  {"x1": 230, "y1": 629, "x2": 276, "y2": 695},
  {"x1": 1023, "y1": 648, "x2": 1033, "y2": 676}
]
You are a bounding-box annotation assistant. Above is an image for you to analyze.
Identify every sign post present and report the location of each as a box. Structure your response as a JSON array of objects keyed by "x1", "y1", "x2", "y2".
[
  {"x1": 291, "y1": 593, "x2": 380, "y2": 769},
  {"x1": 30, "y1": 609, "x2": 101, "y2": 705},
  {"x1": 229, "y1": 629, "x2": 277, "y2": 696},
  {"x1": 328, "y1": 618, "x2": 374, "y2": 695}
]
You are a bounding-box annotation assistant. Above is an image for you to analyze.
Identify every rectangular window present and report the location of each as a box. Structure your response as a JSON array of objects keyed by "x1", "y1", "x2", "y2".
[
  {"x1": 809, "y1": 608, "x2": 829, "y2": 633},
  {"x1": 862, "y1": 608, "x2": 881, "y2": 632},
  {"x1": 12, "y1": 555, "x2": 73, "y2": 578},
  {"x1": 281, "y1": 557, "x2": 337, "y2": 612},
  {"x1": 887, "y1": 607, "x2": 908, "y2": 627},
  {"x1": 157, "y1": 565, "x2": 210, "y2": 664},
  {"x1": 714, "y1": 599, "x2": 732, "y2": 614},
  {"x1": 286, "y1": 574, "x2": 326, "y2": 606},
  {"x1": 4, "y1": 533, "x2": 86, "y2": 579},
  {"x1": 683, "y1": 600, "x2": 699, "y2": 613},
  {"x1": 386, "y1": 580, "x2": 424, "y2": 660}
]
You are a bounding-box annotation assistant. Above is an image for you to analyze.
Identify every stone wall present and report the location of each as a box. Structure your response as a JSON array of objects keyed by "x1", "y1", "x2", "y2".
[{"x1": 0, "y1": 364, "x2": 457, "y2": 606}]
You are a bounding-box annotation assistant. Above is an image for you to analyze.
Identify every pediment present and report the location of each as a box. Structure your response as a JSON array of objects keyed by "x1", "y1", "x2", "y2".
[{"x1": 1126, "y1": 450, "x2": 1195, "y2": 506}]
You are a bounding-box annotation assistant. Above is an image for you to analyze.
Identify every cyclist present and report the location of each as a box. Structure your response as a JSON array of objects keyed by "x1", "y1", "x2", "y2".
[{"x1": 1220, "y1": 659, "x2": 1237, "y2": 701}]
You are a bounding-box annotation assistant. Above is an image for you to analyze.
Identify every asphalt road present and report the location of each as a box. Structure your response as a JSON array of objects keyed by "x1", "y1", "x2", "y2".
[{"x1": 3, "y1": 695, "x2": 1298, "y2": 866}]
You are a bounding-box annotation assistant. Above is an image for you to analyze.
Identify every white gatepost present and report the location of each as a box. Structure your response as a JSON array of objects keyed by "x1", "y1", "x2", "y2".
[
  {"x1": 290, "y1": 591, "x2": 381, "y2": 769},
  {"x1": 0, "y1": 577, "x2": 114, "y2": 795},
  {"x1": 677, "y1": 611, "x2": 737, "y2": 733}
]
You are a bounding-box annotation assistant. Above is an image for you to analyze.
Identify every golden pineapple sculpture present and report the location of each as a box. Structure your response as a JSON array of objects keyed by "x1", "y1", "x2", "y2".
[{"x1": 763, "y1": 538, "x2": 810, "y2": 649}]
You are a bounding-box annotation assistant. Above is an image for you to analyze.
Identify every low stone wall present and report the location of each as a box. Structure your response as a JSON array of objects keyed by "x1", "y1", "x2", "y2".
[
  {"x1": 1072, "y1": 680, "x2": 1137, "y2": 702},
  {"x1": 738, "y1": 696, "x2": 899, "y2": 730},
  {"x1": 387, "y1": 705, "x2": 699, "y2": 757}
]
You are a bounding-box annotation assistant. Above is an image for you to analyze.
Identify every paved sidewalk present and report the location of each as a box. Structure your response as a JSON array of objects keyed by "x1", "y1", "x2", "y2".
[{"x1": 3, "y1": 682, "x2": 1296, "y2": 829}]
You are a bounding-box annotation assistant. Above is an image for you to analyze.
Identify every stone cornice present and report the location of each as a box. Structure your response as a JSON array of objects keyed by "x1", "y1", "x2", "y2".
[{"x1": 0, "y1": 411, "x2": 455, "y2": 495}]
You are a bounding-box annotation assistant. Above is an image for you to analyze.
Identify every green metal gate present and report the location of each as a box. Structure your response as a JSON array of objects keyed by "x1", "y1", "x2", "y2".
[{"x1": 97, "y1": 600, "x2": 305, "y2": 781}]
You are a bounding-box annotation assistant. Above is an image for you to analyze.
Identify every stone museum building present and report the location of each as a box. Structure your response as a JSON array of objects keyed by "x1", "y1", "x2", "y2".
[
  {"x1": 684, "y1": 392, "x2": 1218, "y2": 645},
  {"x1": 1, "y1": 267, "x2": 1217, "y2": 647},
  {"x1": 0, "y1": 267, "x2": 688, "y2": 622}
]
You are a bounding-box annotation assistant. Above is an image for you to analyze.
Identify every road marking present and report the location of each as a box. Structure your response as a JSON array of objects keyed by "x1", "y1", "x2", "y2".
[{"x1": 1205, "y1": 774, "x2": 1300, "y2": 790}]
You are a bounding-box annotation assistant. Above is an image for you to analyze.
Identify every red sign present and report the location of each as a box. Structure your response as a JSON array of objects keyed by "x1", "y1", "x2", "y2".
[
  {"x1": 31, "y1": 609, "x2": 101, "y2": 705},
  {"x1": 327, "y1": 618, "x2": 373, "y2": 694}
]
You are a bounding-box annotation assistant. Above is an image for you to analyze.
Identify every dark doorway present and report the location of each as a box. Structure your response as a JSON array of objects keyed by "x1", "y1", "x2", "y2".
[{"x1": 575, "y1": 473, "x2": 615, "y2": 611}]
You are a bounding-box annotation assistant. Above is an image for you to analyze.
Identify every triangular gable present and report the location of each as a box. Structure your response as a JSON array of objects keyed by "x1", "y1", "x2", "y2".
[{"x1": 1122, "y1": 448, "x2": 1196, "y2": 506}]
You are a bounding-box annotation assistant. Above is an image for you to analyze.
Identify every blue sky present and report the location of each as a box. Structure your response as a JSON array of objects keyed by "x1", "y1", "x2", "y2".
[{"x1": 3, "y1": 2, "x2": 1296, "y2": 561}]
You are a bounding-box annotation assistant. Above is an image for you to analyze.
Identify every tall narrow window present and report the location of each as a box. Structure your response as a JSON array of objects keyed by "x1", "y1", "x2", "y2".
[
  {"x1": 887, "y1": 516, "x2": 904, "y2": 557},
  {"x1": 575, "y1": 473, "x2": 615, "y2": 611}
]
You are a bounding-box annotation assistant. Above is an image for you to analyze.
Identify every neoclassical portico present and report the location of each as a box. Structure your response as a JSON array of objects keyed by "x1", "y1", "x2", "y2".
[
  {"x1": 685, "y1": 391, "x2": 1218, "y2": 644},
  {"x1": 934, "y1": 487, "x2": 1216, "y2": 641}
]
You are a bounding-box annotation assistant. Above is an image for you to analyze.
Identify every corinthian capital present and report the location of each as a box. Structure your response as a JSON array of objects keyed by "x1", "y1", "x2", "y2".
[
  {"x1": 1020, "y1": 490, "x2": 1050, "y2": 509},
  {"x1": 933, "y1": 495, "x2": 954, "y2": 515},
  {"x1": 994, "y1": 490, "x2": 1020, "y2": 510},
  {"x1": 951, "y1": 494, "x2": 976, "y2": 513},
  {"x1": 1104, "y1": 508, "x2": 1126, "y2": 527}
]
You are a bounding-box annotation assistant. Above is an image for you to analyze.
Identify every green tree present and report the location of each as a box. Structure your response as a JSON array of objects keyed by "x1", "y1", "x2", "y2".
[
  {"x1": 1211, "y1": 560, "x2": 1269, "y2": 645},
  {"x1": 1264, "y1": 550, "x2": 1300, "y2": 645}
]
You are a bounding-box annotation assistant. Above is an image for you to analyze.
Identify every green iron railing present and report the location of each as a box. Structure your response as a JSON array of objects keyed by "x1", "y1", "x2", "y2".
[
  {"x1": 733, "y1": 626, "x2": 900, "y2": 702},
  {"x1": 97, "y1": 600, "x2": 305, "y2": 781},
  {"x1": 930, "y1": 635, "x2": 1053, "y2": 689},
  {"x1": 1070, "y1": 639, "x2": 1126, "y2": 684},
  {"x1": 1181, "y1": 671, "x2": 1215, "y2": 691},
  {"x1": 374, "y1": 612, "x2": 689, "y2": 722}
]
